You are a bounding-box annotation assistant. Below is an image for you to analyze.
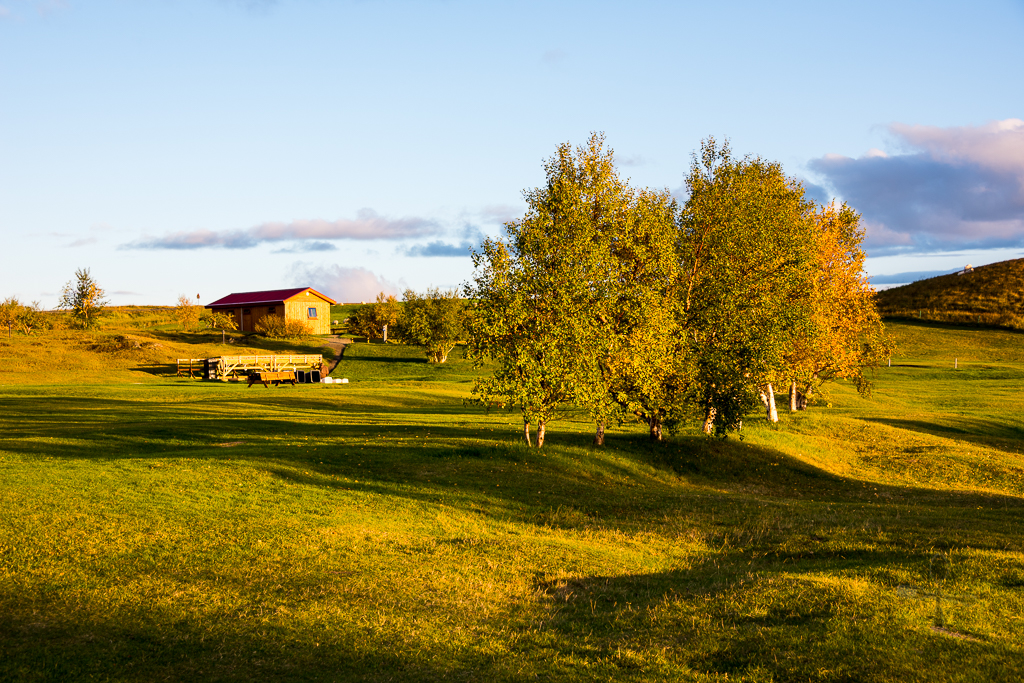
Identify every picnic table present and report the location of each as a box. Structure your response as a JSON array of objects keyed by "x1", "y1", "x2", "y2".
[{"x1": 247, "y1": 371, "x2": 297, "y2": 388}]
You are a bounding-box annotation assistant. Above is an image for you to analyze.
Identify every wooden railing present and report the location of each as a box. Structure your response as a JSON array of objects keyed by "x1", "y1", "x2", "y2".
[{"x1": 177, "y1": 355, "x2": 324, "y2": 380}]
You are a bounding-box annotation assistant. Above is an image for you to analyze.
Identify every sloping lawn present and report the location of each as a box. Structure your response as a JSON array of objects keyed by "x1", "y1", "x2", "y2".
[{"x1": 0, "y1": 322, "x2": 1021, "y2": 681}]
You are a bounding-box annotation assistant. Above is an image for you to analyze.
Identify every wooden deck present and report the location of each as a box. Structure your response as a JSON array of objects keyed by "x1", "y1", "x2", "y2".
[{"x1": 177, "y1": 354, "x2": 324, "y2": 381}]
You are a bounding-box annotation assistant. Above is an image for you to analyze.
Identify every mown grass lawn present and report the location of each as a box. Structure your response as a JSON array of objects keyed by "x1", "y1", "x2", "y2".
[{"x1": 0, "y1": 322, "x2": 1022, "y2": 682}]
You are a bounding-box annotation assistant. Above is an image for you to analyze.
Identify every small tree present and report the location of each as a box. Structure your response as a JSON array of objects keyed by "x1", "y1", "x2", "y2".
[
  {"x1": 175, "y1": 295, "x2": 202, "y2": 332},
  {"x1": 349, "y1": 292, "x2": 401, "y2": 341},
  {"x1": 204, "y1": 311, "x2": 238, "y2": 344},
  {"x1": 57, "y1": 268, "x2": 108, "y2": 329},
  {"x1": 0, "y1": 297, "x2": 24, "y2": 340},
  {"x1": 17, "y1": 301, "x2": 44, "y2": 335},
  {"x1": 395, "y1": 288, "x2": 468, "y2": 363}
]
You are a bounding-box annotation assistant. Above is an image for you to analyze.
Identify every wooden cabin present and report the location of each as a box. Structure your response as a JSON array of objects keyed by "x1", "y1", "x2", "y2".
[{"x1": 205, "y1": 287, "x2": 337, "y2": 335}]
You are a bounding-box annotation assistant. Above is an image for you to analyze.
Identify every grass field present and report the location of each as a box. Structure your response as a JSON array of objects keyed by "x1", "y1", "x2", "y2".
[{"x1": 0, "y1": 321, "x2": 1022, "y2": 681}]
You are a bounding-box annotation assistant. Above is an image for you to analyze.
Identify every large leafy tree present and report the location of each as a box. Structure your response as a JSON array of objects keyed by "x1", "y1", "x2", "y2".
[
  {"x1": 57, "y1": 268, "x2": 108, "y2": 329},
  {"x1": 468, "y1": 134, "x2": 629, "y2": 446},
  {"x1": 468, "y1": 133, "x2": 682, "y2": 445},
  {"x1": 677, "y1": 139, "x2": 817, "y2": 435},
  {"x1": 598, "y1": 187, "x2": 682, "y2": 442},
  {"x1": 785, "y1": 202, "x2": 893, "y2": 408},
  {"x1": 395, "y1": 288, "x2": 468, "y2": 363}
]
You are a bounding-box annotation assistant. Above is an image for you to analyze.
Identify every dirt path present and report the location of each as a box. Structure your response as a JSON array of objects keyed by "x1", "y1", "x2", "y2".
[{"x1": 322, "y1": 335, "x2": 352, "y2": 375}]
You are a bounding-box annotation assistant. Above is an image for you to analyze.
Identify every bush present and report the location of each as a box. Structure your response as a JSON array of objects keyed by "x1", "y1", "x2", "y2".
[{"x1": 254, "y1": 316, "x2": 311, "y2": 339}]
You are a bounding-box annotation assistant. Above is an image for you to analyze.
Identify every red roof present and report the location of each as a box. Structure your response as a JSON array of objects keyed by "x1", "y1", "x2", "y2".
[{"x1": 206, "y1": 287, "x2": 336, "y2": 307}]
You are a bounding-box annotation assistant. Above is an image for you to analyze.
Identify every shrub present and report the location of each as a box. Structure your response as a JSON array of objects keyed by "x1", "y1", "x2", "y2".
[{"x1": 254, "y1": 316, "x2": 311, "y2": 339}]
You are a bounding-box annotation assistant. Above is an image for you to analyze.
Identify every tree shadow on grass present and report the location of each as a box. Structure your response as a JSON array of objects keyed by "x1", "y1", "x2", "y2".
[
  {"x1": 522, "y1": 550, "x2": 1018, "y2": 683},
  {"x1": 0, "y1": 590, "x2": 512, "y2": 683},
  {"x1": 3, "y1": 392, "x2": 1023, "y2": 549},
  {"x1": 862, "y1": 416, "x2": 1024, "y2": 457}
]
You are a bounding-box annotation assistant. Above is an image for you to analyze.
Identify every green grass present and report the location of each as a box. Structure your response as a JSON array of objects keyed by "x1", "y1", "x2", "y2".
[
  {"x1": 876, "y1": 257, "x2": 1024, "y2": 329},
  {"x1": 0, "y1": 322, "x2": 1022, "y2": 681}
]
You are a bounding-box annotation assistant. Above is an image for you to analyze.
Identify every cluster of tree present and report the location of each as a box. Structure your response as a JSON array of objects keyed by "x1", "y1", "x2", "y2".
[
  {"x1": 348, "y1": 289, "x2": 470, "y2": 363},
  {"x1": 3, "y1": 268, "x2": 112, "y2": 337},
  {"x1": 466, "y1": 134, "x2": 891, "y2": 447},
  {"x1": 0, "y1": 298, "x2": 46, "y2": 339}
]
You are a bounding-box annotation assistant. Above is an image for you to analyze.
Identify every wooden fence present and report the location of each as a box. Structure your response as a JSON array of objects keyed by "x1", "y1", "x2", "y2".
[{"x1": 177, "y1": 354, "x2": 324, "y2": 380}]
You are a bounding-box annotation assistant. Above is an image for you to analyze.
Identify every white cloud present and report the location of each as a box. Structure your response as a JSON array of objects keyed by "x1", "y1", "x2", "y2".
[
  {"x1": 288, "y1": 263, "x2": 400, "y2": 303},
  {"x1": 809, "y1": 119, "x2": 1024, "y2": 254},
  {"x1": 125, "y1": 209, "x2": 442, "y2": 250}
]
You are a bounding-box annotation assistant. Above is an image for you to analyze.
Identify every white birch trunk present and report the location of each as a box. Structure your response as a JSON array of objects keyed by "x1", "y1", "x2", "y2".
[
  {"x1": 523, "y1": 420, "x2": 532, "y2": 447},
  {"x1": 789, "y1": 380, "x2": 798, "y2": 412},
  {"x1": 537, "y1": 420, "x2": 546, "y2": 448},
  {"x1": 766, "y1": 383, "x2": 779, "y2": 423}
]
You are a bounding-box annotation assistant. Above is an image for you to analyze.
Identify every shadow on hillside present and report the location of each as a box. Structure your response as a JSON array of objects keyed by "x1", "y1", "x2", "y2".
[
  {"x1": 0, "y1": 590, "x2": 507, "y2": 683},
  {"x1": 862, "y1": 416, "x2": 1024, "y2": 456},
  {"x1": 525, "y1": 550, "x2": 1012, "y2": 682},
  {"x1": 4, "y1": 391, "x2": 1023, "y2": 534}
]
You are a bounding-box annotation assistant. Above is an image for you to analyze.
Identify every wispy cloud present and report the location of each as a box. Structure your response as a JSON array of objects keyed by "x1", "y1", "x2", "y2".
[
  {"x1": 615, "y1": 154, "x2": 646, "y2": 167},
  {"x1": 478, "y1": 204, "x2": 520, "y2": 225},
  {"x1": 272, "y1": 241, "x2": 338, "y2": 254},
  {"x1": 288, "y1": 263, "x2": 401, "y2": 303},
  {"x1": 401, "y1": 225, "x2": 484, "y2": 257},
  {"x1": 67, "y1": 237, "x2": 97, "y2": 247},
  {"x1": 402, "y1": 240, "x2": 475, "y2": 257},
  {"x1": 125, "y1": 209, "x2": 442, "y2": 250},
  {"x1": 809, "y1": 118, "x2": 1024, "y2": 255}
]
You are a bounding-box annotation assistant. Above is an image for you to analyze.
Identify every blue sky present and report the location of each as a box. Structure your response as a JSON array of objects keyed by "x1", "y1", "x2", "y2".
[{"x1": 2, "y1": 0, "x2": 1023, "y2": 305}]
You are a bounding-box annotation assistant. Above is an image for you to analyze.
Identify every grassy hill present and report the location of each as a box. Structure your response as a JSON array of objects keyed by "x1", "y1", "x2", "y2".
[
  {"x1": 875, "y1": 258, "x2": 1024, "y2": 329},
  {"x1": 0, "y1": 321, "x2": 1022, "y2": 681}
]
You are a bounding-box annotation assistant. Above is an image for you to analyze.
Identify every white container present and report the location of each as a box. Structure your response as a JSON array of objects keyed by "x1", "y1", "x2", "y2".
[{"x1": 340, "y1": 378, "x2": 349, "y2": 384}]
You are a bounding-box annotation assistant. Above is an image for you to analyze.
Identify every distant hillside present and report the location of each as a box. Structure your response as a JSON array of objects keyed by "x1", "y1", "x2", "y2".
[{"x1": 874, "y1": 258, "x2": 1024, "y2": 330}]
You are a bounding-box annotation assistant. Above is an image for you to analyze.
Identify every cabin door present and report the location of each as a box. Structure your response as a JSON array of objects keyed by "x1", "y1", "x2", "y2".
[{"x1": 242, "y1": 308, "x2": 252, "y2": 332}]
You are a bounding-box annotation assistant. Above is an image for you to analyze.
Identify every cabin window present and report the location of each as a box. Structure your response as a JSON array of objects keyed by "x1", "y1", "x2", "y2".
[
  {"x1": 243, "y1": 308, "x2": 251, "y2": 314},
  {"x1": 307, "y1": 307, "x2": 318, "y2": 318},
  {"x1": 268, "y1": 306, "x2": 276, "y2": 313}
]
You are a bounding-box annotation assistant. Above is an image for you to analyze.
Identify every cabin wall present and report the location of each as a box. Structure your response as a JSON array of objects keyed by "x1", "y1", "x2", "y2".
[{"x1": 284, "y1": 299, "x2": 330, "y2": 335}]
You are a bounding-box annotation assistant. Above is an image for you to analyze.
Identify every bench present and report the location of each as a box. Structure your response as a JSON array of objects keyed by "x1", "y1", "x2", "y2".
[{"x1": 247, "y1": 371, "x2": 297, "y2": 388}]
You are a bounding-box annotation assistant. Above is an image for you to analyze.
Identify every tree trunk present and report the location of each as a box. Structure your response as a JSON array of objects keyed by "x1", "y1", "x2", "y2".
[
  {"x1": 649, "y1": 417, "x2": 663, "y2": 442},
  {"x1": 593, "y1": 423, "x2": 605, "y2": 446},
  {"x1": 766, "y1": 384, "x2": 779, "y2": 423},
  {"x1": 702, "y1": 407, "x2": 716, "y2": 435},
  {"x1": 789, "y1": 380, "x2": 797, "y2": 412},
  {"x1": 537, "y1": 420, "x2": 546, "y2": 448},
  {"x1": 797, "y1": 385, "x2": 812, "y2": 410},
  {"x1": 523, "y1": 420, "x2": 532, "y2": 447}
]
